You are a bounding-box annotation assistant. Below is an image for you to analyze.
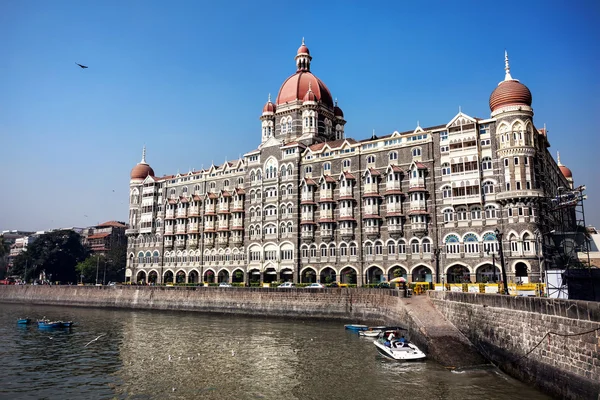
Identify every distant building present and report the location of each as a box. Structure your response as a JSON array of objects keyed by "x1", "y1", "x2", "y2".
[
  {"x1": 125, "y1": 42, "x2": 577, "y2": 286},
  {"x1": 1, "y1": 230, "x2": 35, "y2": 269},
  {"x1": 581, "y1": 226, "x2": 600, "y2": 268},
  {"x1": 82, "y1": 221, "x2": 128, "y2": 254}
]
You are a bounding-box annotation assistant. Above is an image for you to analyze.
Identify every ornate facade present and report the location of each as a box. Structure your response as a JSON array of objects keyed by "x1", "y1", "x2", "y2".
[{"x1": 126, "y1": 43, "x2": 574, "y2": 286}]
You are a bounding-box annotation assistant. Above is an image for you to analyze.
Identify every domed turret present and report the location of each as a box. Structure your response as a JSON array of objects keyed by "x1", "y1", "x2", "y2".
[
  {"x1": 130, "y1": 146, "x2": 155, "y2": 181},
  {"x1": 557, "y1": 151, "x2": 573, "y2": 178},
  {"x1": 334, "y1": 99, "x2": 344, "y2": 118},
  {"x1": 276, "y1": 39, "x2": 334, "y2": 108},
  {"x1": 262, "y1": 93, "x2": 276, "y2": 114},
  {"x1": 489, "y1": 51, "x2": 532, "y2": 112},
  {"x1": 302, "y1": 83, "x2": 317, "y2": 103}
]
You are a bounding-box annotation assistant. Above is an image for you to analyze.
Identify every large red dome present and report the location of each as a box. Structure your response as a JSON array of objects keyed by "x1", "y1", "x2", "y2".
[
  {"x1": 130, "y1": 163, "x2": 154, "y2": 180},
  {"x1": 489, "y1": 79, "x2": 532, "y2": 112},
  {"x1": 559, "y1": 165, "x2": 572, "y2": 178},
  {"x1": 276, "y1": 71, "x2": 333, "y2": 107}
]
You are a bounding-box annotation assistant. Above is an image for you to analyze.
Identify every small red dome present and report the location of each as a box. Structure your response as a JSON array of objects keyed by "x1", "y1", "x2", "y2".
[
  {"x1": 303, "y1": 88, "x2": 317, "y2": 103},
  {"x1": 334, "y1": 105, "x2": 344, "y2": 118},
  {"x1": 297, "y1": 44, "x2": 310, "y2": 55},
  {"x1": 276, "y1": 71, "x2": 333, "y2": 107},
  {"x1": 130, "y1": 163, "x2": 154, "y2": 180},
  {"x1": 489, "y1": 80, "x2": 532, "y2": 112},
  {"x1": 559, "y1": 165, "x2": 572, "y2": 178},
  {"x1": 262, "y1": 99, "x2": 276, "y2": 114}
]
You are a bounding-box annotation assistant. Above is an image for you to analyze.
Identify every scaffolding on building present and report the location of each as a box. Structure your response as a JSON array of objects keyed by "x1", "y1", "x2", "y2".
[{"x1": 541, "y1": 185, "x2": 595, "y2": 300}]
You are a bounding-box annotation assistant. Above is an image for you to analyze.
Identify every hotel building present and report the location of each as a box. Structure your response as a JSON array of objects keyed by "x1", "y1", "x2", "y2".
[{"x1": 126, "y1": 41, "x2": 574, "y2": 286}]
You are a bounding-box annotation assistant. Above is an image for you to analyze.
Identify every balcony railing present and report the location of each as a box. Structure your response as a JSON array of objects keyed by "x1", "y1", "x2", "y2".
[
  {"x1": 363, "y1": 206, "x2": 379, "y2": 215},
  {"x1": 409, "y1": 201, "x2": 427, "y2": 211},
  {"x1": 204, "y1": 222, "x2": 215, "y2": 231},
  {"x1": 232, "y1": 201, "x2": 244, "y2": 210},
  {"x1": 339, "y1": 209, "x2": 353, "y2": 218},
  {"x1": 176, "y1": 209, "x2": 187, "y2": 218},
  {"x1": 165, "y1": 210, "x2": 175, "y2": 219},
  {"x1": 320, "y1": 211, "x2": 333, "y2": 220},
  {"x1": 301, "y1": 230, "x2": 314, "y2": 239},
  {"x1": 301, "y1": 193, "x2": 314, "y2": 202},
  {"x1": 385, "y1": 182, "x2": 402, "y2": 191},
  {"x1": 365, "y1": 226, "x2": 379, "y2": 235},
  {"x1": 164, "y1": 227, "x2": 174, "y2": 235},
  {"x1": 411, "y1": 222, "x2": 427, "y2": 231},
  {"x1": 204, "y1": 204, "x2": 216, "y2": 214},
  {"x1": 340, "y1": 227, "x2": 354, "y2": 236},
  {"x1": 339, "y1": 187, "x2": 353, "y2": 197},
  {"x1": 301, "y1": 214, "x2": 314, "y2": 222},
  {"x1": 188, "y1": 207, "x2": 201, "y2": 216},
  {"x1": 388, "y1": 224, "x2": 403, "y2": 234},
  {"x1": 409, "y1": 178, "x2": 425, "y2": 188},
  {"x1": 319, "y1": 190, "x2": 334, "y2": 201},
  {"x1": 387, "y1": 204, "x2": 402, "y2": 213},
  {"x1": 364, "y1": 183, "x2": 379, "y2": 194}
]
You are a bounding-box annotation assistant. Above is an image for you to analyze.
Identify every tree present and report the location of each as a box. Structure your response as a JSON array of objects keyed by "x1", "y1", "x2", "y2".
[
  {"x1": 0, "y1": 235, "x2": 9, "y2": 279},
  {"x1": 11, "y1": 230, "x2": 88, "y2": 283}
]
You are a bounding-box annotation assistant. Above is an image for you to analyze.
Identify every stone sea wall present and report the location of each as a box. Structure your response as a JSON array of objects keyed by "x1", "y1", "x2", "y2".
[
  {"x1": 0, "y1": 285, "x2": 403, "y2": 324},
  {"x1": 428, "y1": 291, "x2": 600, "y2": 400}
]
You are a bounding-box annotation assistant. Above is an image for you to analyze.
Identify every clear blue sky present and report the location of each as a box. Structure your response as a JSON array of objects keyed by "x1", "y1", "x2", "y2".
[{"x1": 1, "y1": 0, "x2": 599, "y2": 231}]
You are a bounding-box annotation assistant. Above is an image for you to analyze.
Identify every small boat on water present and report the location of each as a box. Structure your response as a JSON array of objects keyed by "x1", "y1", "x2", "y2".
[
  {"x1": 373, "y1": 328, "x2": 426, "y2": 361},
  {"x1": 60, "y1": 321, "x2": 74, "y2": 328},
  {"x1": 358, "y1": 326, "x2": 387, "y2": 337},
  {"x1": 344, "y1": 324, "x2": 369, "y2": 332},
  {"x1": 17, "y1": 318, "x2": 31, "y2": 325},
  {"x1": 38, "y1": 320, "x2": 63, "y2": 329}
]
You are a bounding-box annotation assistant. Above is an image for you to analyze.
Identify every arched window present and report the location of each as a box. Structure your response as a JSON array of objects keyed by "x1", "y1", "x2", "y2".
[
  {"x1": 410, "y1": 239, "x2": 420, "y2": 254},
  {"x1": 444, "y1": 208, "x2": 454, "y2": 222},
  {"x1": 422, "y1": 238, "x2": 431, "y2": 253},
  {"x1": 470, "y1": 206, "x2": 482, "y2": 220},
  {"x1": 153, "y1": 251, "x2": 159, "y2": 264},
  {"x1": 482, "y1": 232, "x2": 499, "y2": 253},
  {"x1": 442, "y1": 185, "x2": 452, "y2": 199},
  {"x1": 464, "y1": 233, "x2": 479, "y2": 253},
  {"x1": 349, "y1": 242, "x2": 357, "y2": 256},
  {"x1": 305, "y1": 166, "x2": 312, "y2": 174},
  {"x1": 374, "y1": 241, "x2": 383, "y2": 255},
  {"x1": 445, "y1": 235, "x2": 460, "y2": 254},
  {"x1": 343, "y1": 159, "x2": 351, "y2": 169},
  {"x1": 483, "y1": 181, "x2": 495, "y2": 194},
  {"x1": 364, "y1": 242, "x2": 373, "y2": 255},
  {"x1": 482, "y1": 157, "x2": 492, "y2": 170},
  {"x1": 441, "y1": 163, "x2": 450, "y2": 175},
  {"x1": 455, "y1": 206, "x2": 468, "y2": 221},
  {"x1": 485, "y1": 205, "x2": 498, "y2": 219},
  {"x1": 323, "y1": 162, "x2": 331, "y2": 172},
  {"x1": 389, "y1": 152, "x2": 398, "y2": 161},
  {"x1": 387, "y1": 240, "x2": 396, "y2": 255},
  {"x1": 523, "y1": 233, "x2": 532, "y2": 253},
  {"x1": 412, "y1": 148, "x2": 421, "y2": 157},
  {"x1": 366, "y1": 155, "x2": 375, "y2": 164},
  {"x1": 398, "y1": 240, "x2": 406, "y2": 254}
]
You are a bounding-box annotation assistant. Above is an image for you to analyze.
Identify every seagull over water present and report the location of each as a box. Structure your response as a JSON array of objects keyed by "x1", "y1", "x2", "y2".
[{"x1": 84, "y1": 334, "x2": 106, "y2": 347}]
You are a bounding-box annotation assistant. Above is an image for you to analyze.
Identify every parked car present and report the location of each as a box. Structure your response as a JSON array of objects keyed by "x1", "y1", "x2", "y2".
[
  {"x1": 278, "y1": 282, "x2": 296, "y2": 288},
  {"x1": 305, "y1": 283, "x2": 325, "y2": 289},
  {"x1": 219, "y1": 282, "x2": 232, "y2": 288}
]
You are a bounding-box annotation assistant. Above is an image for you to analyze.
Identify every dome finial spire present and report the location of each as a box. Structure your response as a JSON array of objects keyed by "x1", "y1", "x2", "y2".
[
  {"x1": 141, "y1": 145, "x2": 147, "y2": 164},
  {"x1": 557, "y1": 151, "x2": 562, "y2": 166},
  {"x1": 504, "y1": 50, "x2": 513, "y2": 81},
  {"x1": 302, "y1": 37, "x2": 305, "y2": 45},
  {"x1": 268, "y1": 93, "x2": 271, "y2": 102}
]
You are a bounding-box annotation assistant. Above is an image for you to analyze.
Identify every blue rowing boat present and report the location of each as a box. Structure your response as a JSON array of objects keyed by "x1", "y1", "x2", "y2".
[
  {"x1": 17, "y1": 318, "x2": 31, "y2": 325},
  {"x1": 344, "y1": 324, "x2": 369, "y2": 332}
]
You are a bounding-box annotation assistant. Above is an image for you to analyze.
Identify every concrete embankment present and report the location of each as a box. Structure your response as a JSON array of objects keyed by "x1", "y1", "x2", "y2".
[
  {"x1": 429, "y1": 291, "x2": 600, "y2": 400},
  {"x1": 0, "y1": 285, "x2": 484, "y2": 370}
]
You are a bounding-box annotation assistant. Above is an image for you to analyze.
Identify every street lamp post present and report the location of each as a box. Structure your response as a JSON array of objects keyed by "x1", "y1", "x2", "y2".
[
  {"x1": 95, "y1": 254, "x2": 100, "y2": 285},
  {"x1": 495, "y1": 228, "x2": 509, "y2": 295},
  {"x1": 486, "y1": 250, "x2": 497, "y2": 282},
  {"x1": 433, "y1": 248, "x2": 441, "y2": 284}
]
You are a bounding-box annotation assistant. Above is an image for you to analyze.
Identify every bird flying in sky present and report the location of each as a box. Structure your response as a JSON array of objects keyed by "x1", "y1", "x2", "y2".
[{"x1": 76, "y1": 63, "x2": 88, "y2": 69}]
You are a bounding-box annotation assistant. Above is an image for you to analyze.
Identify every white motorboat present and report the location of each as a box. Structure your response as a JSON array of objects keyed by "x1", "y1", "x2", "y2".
[
  {"x1": 374, "y1": 339, "x2": 426, "y2": 360},
  {"x1": 358, "y1": 326, "x2": 387, "y2": 337},
  {"x1": 373, "y1": 328, "x2": 426, "y2": 361}
]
